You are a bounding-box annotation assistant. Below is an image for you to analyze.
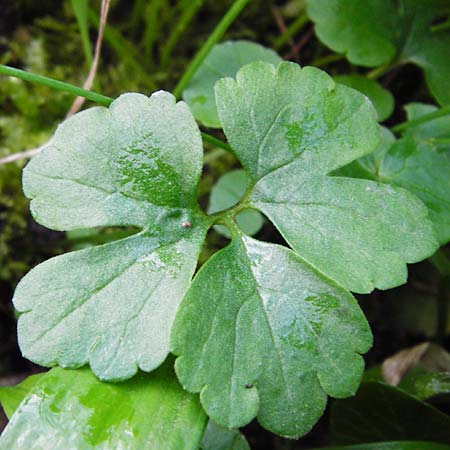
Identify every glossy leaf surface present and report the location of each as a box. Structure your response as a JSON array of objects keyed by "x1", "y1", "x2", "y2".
[
  {"x1": 331, "y1": 382, "x2": 450, "y2": 445},
  {"x1": 172, "y1": 234, "x2": 371, "y2": 438},
  {"x1": 216, "y1": 62, "x2": 437, "y2": 293},
  {"x1": 0, "y1": 363, "x2": 207, "y2": 450},
  {"x1": 321, "y1": 442, "x2": 450, "y2": 450},
  {"x1": 14, "y1": 92, "x2": 208, "y2": 381},
  {"x1": 208, "y1": 169, "x2": 264, "y2": 238},
  {"x1": 307, "y1": 0, "x2": 450, "y2": 105},
  {"x1": 183, "y1": 40, "x2": 281, "y2": 128}
]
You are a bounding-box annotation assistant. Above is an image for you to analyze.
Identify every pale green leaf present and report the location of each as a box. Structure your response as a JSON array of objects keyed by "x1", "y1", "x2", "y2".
[
  {"x1": 24, "y1": 92, "x2": 203, "y2": 231},
  {"x1": 307, "y1": 0, "x2": 450, "y2": 105},
  {"x1": 200, "y1": 421, "x2": 250, "y2": 450},
  {"x1": 172, "y1": 234, "x2": 372, "y2": 438},
  {"x1": 208, "y1": 169, "x2": 264, "y2": 238},
  {"x1": 216, "y1": 62, "x2": 437, "y2": 293},
  {"x1": 0, "y1": 363, "x2": 207, "y2": 450},
  {"x1": 183, "y1": 40, "x2": 281, "y2": 128},
  {"x1": 15, "y1": 92, "x2": 208, "y2": 381},
  {"x1": 334, "y1": 75, "x2": 394, "y2": 121}
]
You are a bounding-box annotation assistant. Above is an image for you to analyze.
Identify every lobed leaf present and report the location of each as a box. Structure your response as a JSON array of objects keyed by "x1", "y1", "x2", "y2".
[
  {"x1": 216, "y1": 62, "x2": 437, "y2": 293},
  {"x1": 14, "y1": 91, "x2": 208, "y2": 381},
  {"x1": 172, "y1": 234, "x2": 371, "y2": 438},
  {"x1": 183, "y1": 40, "x2": 281, "y2": 128}
]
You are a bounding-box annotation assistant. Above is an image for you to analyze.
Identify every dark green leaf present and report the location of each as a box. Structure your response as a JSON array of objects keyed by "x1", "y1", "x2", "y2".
[
  {"x1": 14, "y1": 92, "x2": 209, "y2": 381},
  {"x1": 183, "y1": 40, "x2": 281, "y2": 128},
  {"x1": 399, "y1": 370, "x2": 450, "y2": 400},
  {"x1": 0, "y1": 363, "x2": 207, "y2": 450},
  {"x1": 331, "y1": 382, "x2": 450, "y2": 445},
  {"x1": 0, "y1": 374, "x2": 44, "y2": 419},
  {"x1": 200, "y1": 421, "x2": 250, "y2": 450},
  {"x1": 307, "y1": 0, "x2": 450, "y2": 105},
  {"x1": 334, "y1": 75, "x2": 394, "y2": 122},
  {"x1": 172, "y1": 234, "x2": 371, "y2": 438},
  {"x1": 320, "y1": 442, "x2": 450, "y2": 450},
  {"x1": 216, "y1": 62, "x2": 437, "y2": 293},
  {"x1": 208, "y1": 169, "x2": 264, "y2": 238}
]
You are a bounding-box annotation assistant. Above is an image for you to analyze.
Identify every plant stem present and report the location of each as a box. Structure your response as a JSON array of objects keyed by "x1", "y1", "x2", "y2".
[
  {"x1": 309, "y1": 53, "x2": 344, "y2": 67},
  {"x1": 367, "y1": 64, "x2": 392, "y2": 79},
  {"x1": 273, "y1": 12, "x2": 308, "y2": 50},
  {"x1": 391, "y1": 104, "x2": 450, "y2": 133},
  {"x1": 0, "y1": 65, "x2": 113, "y2": 106},
  {"x1": 200, "y1": 132, "x2": 232, "y2": 152},
  {"x1": 172, "y1": 0, "x2": 250, "y2": 99}
]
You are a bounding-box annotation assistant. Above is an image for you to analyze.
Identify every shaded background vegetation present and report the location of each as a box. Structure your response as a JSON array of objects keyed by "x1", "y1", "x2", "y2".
[{"x1": 0, "y1": 1, "x2": 449, "y2": 448}]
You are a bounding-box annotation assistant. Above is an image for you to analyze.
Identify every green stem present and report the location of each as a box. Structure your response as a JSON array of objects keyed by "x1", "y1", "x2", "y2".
[
  {"x1": 367, "y1": 64, "x2": 392, "y2": 79},
  {"x1": 200, "y1": 132, "x2": 232, "y2": 152},
  {"x1": 309, "y1": 53, "x2": 344, "y2": 67},
  {"x1": 273, "y1": 12, "x2": 308, "y2": 50},
  {"x1": 391, "y1": 104, "x2": 450, "y2": 133},
  {"x1": 172, "y1": 0, "x2": 250, "y2": 99},
  {"x1": 0, "y1": 64, "x2": 113, "y2": 106}
]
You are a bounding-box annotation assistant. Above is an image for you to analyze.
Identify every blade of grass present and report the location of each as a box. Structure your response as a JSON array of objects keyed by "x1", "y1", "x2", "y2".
[
  {"x1": 0, "y1": 64, "x2": 113, "y2": 106},
  {"x1": 143, "y1": 0, "x2": 163, "y2": 64},
  {"x1": 70, "y1": 0, "x2": 93, "y2": 67},
  {"x1": 273, "y1": 12, "x2": 308, "y2": 51},
  {"x1": 172, "y1": 0, "x2": 251, "y2": 99},
  {"x1": 67, "y1": 0, "x2": 111, "y2": 116},
  {"x1": 88, "y1": 8, "x2": 155, "y2": 89},
  {"x1": 161, "y1": 0, "x2": 204, "y2": 67}
]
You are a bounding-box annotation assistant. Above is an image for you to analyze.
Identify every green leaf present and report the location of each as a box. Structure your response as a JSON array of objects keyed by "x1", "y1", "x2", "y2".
[
  {"x1": 378, "y1": 135, "x2": 450, "y2": 244},
  {"x1": 0, "y1": 374, "x2": 44, "y2": 419},
  {"x1": 307, "y1": 0, "x2": 450, "y2": 105},
  {"x1": 172, "y1": 234, "x2": 372, "y2": 438},
  {"x1": 321, "y1": 442, "x2": 450, "y2": 450},
  {"x1": 331, "y1": 382, "x2": 450, "y2": 445},
  {"x1": 216, "y1": 62, "x2": 437, "y2": 293},
  {"x1": 14, "y1": 92, "x2": 209, "y2": 381},
  {"x1": 399, "y1": 370, "x2": 450, "y2": 400},
  {"x1": 200, "y1": 421, "x2": 250, "y2": 450},
  {"x1": 334, "y1": 75, "x2": 394, "y2": 122},
  {"x1": 0, "y1": 363, "x2": 207, "y2": 450},
  {"x1": 182, "y1": 40, "x2": 281, "y2": 128},
  {"x1": 208, "y1": 169, "x2": 264, "y2": 238}
]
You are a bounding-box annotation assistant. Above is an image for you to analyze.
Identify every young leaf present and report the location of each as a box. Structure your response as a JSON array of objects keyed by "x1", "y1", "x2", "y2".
[
  {"x1": 172, "y1": 234, "x2": 372, "y2": 438},
  {"x1": 0, "y1": 363, "x2": 207, "y2": 450},
  {"x1": 216, "y1": 62, "x2": 438, "y2": 293},
  {"x1": 331, "y1": 382, "x2": 450, "y2": 445},
  {"x1": 182, "y1": 40, "x2": 281, "y2": 128},
  {"x1": 307, "y1": 0, "x2": 450, "y2": 105},
  {"x1": 200, "y1": 420, "x2": 250, "y2": 450},
  {"x1": 0, "y1": 374, "x2": 44, "y2": 420},
  {"x1": 14, "y1": 92, "x2": 208, "y2": 381},
  {"x1": 208, "y1": 169, "x2": 264, "y2": 238},
  {"x1": 334, "y1": 75, "x2": 394, "y2": 122}
]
